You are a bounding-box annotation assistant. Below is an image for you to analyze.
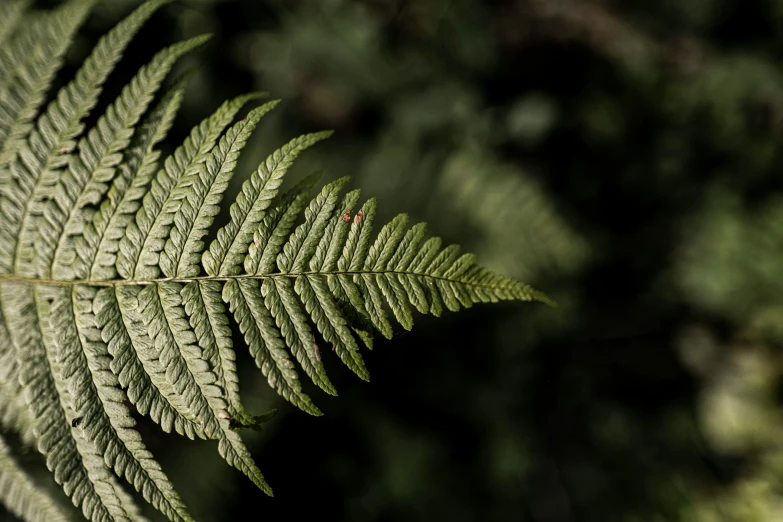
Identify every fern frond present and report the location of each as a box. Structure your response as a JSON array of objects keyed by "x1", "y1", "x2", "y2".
[
  {"x1": 53, "y1": 285, "x2": 192, "y2": 522},
  {"x1": 245, "y1": 171, "x2": 322, "y2": 275},
  {"x1": 225, "y1": 278, "x2": 321, "y2": 414},
  {"x1": 160, "y1": 101, "x2": 279, "y2": 278},
  {"x1": 0, "y1": 0, "x2": 95, "y2": 170},
  {"x1": 24, "y1": 36, "x2": 210, "y2": 520},
  {"x1": 0, "y1": 0, "x2": 171, "y2": 277},
  {"x1": 1, "y1": 283, "x2": 135, "y2": 521},
  {"x1": 0, "y1": 1, "x2": 28, "y2": 49},
  {"x1": 245, "y1": 172, "x2": 339, "y2": 394},
  {"x1": 0, "y1": 1, "x2": 552, "y2": 520},
  {"x1": 203, "y1": 131, "x2": 333, "y2": 277},
  {"x1": 95, "y1": 286, "x2": 202, "y2": 439},
  {"x1": 86, "y1": 80, "x2": 207, "y2": 443},
  {"x1": 47, "y1": 34, "x2": 211, "y2": 280},
  {"x1": 0, "y1": 431, "x2": 71, "y2": 522},
  {"x1": 264, "y1": 276, "x2": 337, "y2": 396},
  {"x1": 109, "y1": 93, "x2": 269, "y2": 441},
  {"x1": 120, "y1": 93, "x2": 266, "y2": 280},
  {"x1": 139, "y1": 282, "x2": 272, "y2": 493},
  {"x1": 338, "y1": 198, "x2": 395, "y2": 337},
  {"x1": 0, "y1": 298, "x2": 35, "y2": 444},
  {"x1": 86, "y1": 69, "x2": 193, "y2": 282},
  {"x1": 181, "y1": 280, "x2": 245, "y2": 418}
]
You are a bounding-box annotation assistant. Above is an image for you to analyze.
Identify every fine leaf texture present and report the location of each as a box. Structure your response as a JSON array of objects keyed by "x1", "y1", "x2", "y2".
[
  {"x1": 0, "y1": 431, "x2": 71, "y2": 522},
  {"x1": 0, "y1": 0, "x2": 95, "y2": 171},
  {"x1": 0, "y1": 1, "x2": 552, "y2": 521},
  {"x1": 0, "y1": 1, "x2": 29, "y2": 50}
]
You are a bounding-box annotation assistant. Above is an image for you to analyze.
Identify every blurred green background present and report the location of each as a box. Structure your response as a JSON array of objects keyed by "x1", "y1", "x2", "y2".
[{"x1": 10, "y1": 0, "x2": 783, "y2": 520}]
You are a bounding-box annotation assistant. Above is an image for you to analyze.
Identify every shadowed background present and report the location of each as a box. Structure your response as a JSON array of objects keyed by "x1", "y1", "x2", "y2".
[{"x1": 6, "y1": 0, "x2": 783, "y2": 520}]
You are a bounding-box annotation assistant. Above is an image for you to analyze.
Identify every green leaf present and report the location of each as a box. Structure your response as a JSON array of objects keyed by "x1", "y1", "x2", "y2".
[
  {"x1": 1, "y1": 283, "x2": 133, "y2": 522},
  {"x1": 119, "y1": 92, "x2": 266, "y2": 280},
  {"x1": 245, "y1": 172, "x2": 321, "y2": 275},
  {"x1": 84, "y1": 71, "x2": 192, "y2": 281},
  {"x1": 224, "y1": 279, "x2": 322, "y2": 415},
  {"x1": 0, "y1": 431, "x2": 71, "y2": 522},
  {"x1": 140, "y1": 282, "x2": 273, "y2": 495},
  {"x1": 0, "y1": 0, "x2": 94, "y2": 170},
  {"x1": 47, "y1": 34, "x2": 211, "y2": 281},
  {"x1": 204, "y1": 131, "x2": 332, "y2": 277},
  {"x1": 54, "y1": 286, "x2": 193, "y2": 522},
  {"x1": 263, "y1": 277, "x2": 337, "y2": 396},
  {"x1": 0, "y1": 2, "x2": 552, "y2": 518},
  {"x1": 277, "y1": 176, "x2": 351, "y2": 273},
  {"x1": 181, "y1": 280, "x2": 247, "y2": 421},
  {"x1": 1, "y1": 0, "x2": 173, "y2": 278},
  {"x1": 295, "y1": 275, "x2": 370, "y2": 381},
  {"x1": 94, "y1": 286, "x2": 203, "y2": 440},
  {"x1": 160, "y1": 102, "x2": 279, "y2": 278}
]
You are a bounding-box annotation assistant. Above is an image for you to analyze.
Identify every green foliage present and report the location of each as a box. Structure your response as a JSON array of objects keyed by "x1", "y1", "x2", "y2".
[
  {"x1": 0, "y1": 1, "x2": 549, "y2": 521},
  {"x1": 676, "y1": 187, "x2": 783, "y2": 323},
  {"x1": 0, "y1": 433, "x2": 71, "y2": 522}
]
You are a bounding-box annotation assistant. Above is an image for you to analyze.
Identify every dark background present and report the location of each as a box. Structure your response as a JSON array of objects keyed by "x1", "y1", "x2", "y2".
[{"x1": 7, "y1": 0, "x2": 783, "y2": 520}]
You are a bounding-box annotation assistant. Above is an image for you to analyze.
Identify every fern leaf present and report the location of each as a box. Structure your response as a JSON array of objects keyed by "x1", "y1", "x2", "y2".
[
  {"x1": 139, "y1": 282, "x2": 273, "y2": 494},
  {"x1": 53, "y1": 286, "x2": 193, "y2": 522},
  {"x1": 0, "y1": 298, "x2": 35, "y2": 444},
  {"x1": 0, "y1": 1, "x2": 28, "y2": 49},
  {"x1": 341, "y1": 199, "x2": 394, "y2": 337},
  {"x1": 244, "y1": 171, "x2": 322, "y2": 275},
  {"x1": 387, "y1": 222, "x2": 427, "y2": 271},
  {"x1": 338, "y1": 199, "x2": 395, "y2": 337},
  {"x1": 159, "y1": 101, "x2": 279, "y2": 278},
  {"x1": 181, "y1": 280, "x2": 248, "y2": 422},
  {"x1": 94, "y1": 287, "x2": 203, "y2": 440},
  {"x1": 1, "y1": 0, "x2": 172, "y2": 278},
  {"x1": 86, "y1": 71, "x2": 192, "y2": 281},
  {"x1": 0, "y1": 0, "x2": 94, "y2": 170},
  {"x1": 204, "y1": 131, "x2": 332, "y2": 277},
  {"x1": 236, "y1": 172, "x2": 340, "y2": 400},
  {"x1": 47, "y1": 35, "x2": 211, "y2": 281},
  {"x1": 217, "y1": 426, "x2": 273, "y2": 496},
  {"x1": 388, "y1": 223, "x2": 429, "y2": 314},
  {"x1": 326, "y1": 274, "x2": 375, "y2": 350},
  {"x1": 366, "y1": 214, "x2": 414, "y2": 328},
  {"x1": 69, "y1": 404, "x2": 139, "y2": 522},
  {"x1": 310, "y1": 189, "x2": 360, "y2": 272},
  {"x1": 224, "y1": 278, "x2": 322, "y2": 415},
  {"x1": 296, "y1": 275, "x2": 371, "y2": 381},
  {"x1": 339, "y1": 197, "x2": 378, "y2": 272},
  {"x1": 278, "y1": 176, "x2": 351, "y2": 272},
  {"x1": 122, "y1": 93, "x2": 266, "y2": 279},
  {"x1": 313, "y1": 190, "x2": 375, "y2": 348},
  {"x1": 1, "y1": 284, "x2": 133, "y2": 522},
  {"x1": 137, "y1": 284, "x2": 219, "y2": 425},
  {"x1": 0, "y1": 431, "x2": 71, "y2": 522},
  {"x1": 0, "y1": 2, "x2": 552, "y2": 517},
  {"x1": 263, "y1": 277, "x2": 337, "y2": 396}
]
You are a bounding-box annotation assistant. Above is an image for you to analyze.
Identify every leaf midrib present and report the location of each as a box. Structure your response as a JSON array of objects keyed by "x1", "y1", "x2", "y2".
[{"x1": 0, "y1": 270, "x2": 498, "y2": 289}]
